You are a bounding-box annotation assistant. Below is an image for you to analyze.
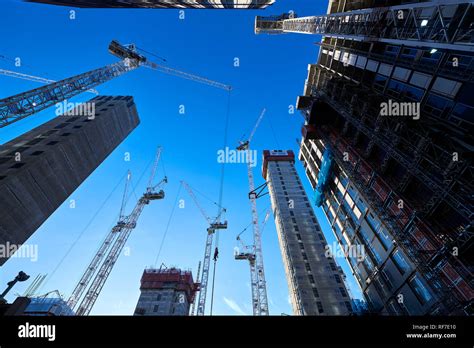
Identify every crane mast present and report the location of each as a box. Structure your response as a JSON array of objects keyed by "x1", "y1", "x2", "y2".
[
  {"x1": 67, "y1": 170, "x2": 133, "y2": 310},
  {"x1": 235, "y1": 208, "x2": 271, "y2": 316},
  {"x1": 75, "y1": 197, "x2": 150, "y2": 316},
  {"x1": 0, "y1": 68, "x2": 99, "y2": 95},
  {"x1": 181, "y1": 181, "x2": 227, "y2": 316},
  {"x1": 235, "y1": 241, "x2": 259, "y2": 315},
  {"x1": 0, "y1": 60, "x2": 135, "y2": 128},
  {"x1": 189, "y1": 261, "x2": 201, "y2": 316},
  {"x1": 70, "y1": 148, "x2": 166, "y2": 316},
  {"x1": 236, "y1": 108, "x2": 269, "y2": 316}
]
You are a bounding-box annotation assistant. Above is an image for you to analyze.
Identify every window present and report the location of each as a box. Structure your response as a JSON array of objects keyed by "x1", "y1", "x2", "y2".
[
  {"x1": 366, "y1": 212, "x2": 380, "y2": 232},
  {"x1": 10, "y1": 163, "x2": 25, "y2": 169},
  {"x1": 366, "y1": 59, "x2": 379, "y2": 72},
  {"x1": 334, "y1": 274, "x2": 341, "y2": 283},
  {"x1": 47, "y1": 141, "x2": 59, "y2": 146},
  {"x1": 392, "y1": 250, "x2": 410, "y2": 275},
  {"x1": 339, "y1": 287, "x2": 347, "y2": 297},
  {"x1": 378, "y1": 63, "x2": 393, "y2": 77},
  {"x1": 428, "y1": 93, "x2": 454, "y2": 115},
  {"x1": 364, "y1": 256, "x2": 374, "y2": 272},
  {"x1": 302, "y1": 253, "x2": 308, "y2": 261},
  {"x1": 54, "y1": 123, "x2": 68, "y2": 129},
  {"x1": 356, "y1": 56, "x2": 367, "y2": 68},
  {"x1": 308, "y1": 275, "x2": 315, "y2": 284},
  {"x1": 384, "y1": 45, "x2": 399, "y2": 55},
  {"x1": 393, "y1": 67, "x2": 410, "y2": 82},
  {"x1": 153, "y1": 305, "x2": 159, "y2": 312},
  {"x1": 410, "y1": 72, "x2": 432, "y2": 89},
  {"x1": 376, "y1": 226, "x2": 393, "y2": 250},
  {"x1": 312, "y1": 288, "x2": 319, "y2": 297},
  {"x1": 31, "y1": 151, "x2": 43, "y2": 156},
  {"x1": 345, "y1": 301, "x2": 353, "y2": 312},
  {"x1": 157, "y1": 294, "x2": 162, "y2": 301},
  {"x1": 381, "y1": 270, "x2": 393, "y2": 290},
  {"x1": 401, "y1": 48, "x2": 417, "y2": 58},
  {"x1": 410, "y1": 275, "x2": 433, "y2": 304},
  {"x1": 317, "y1": 302, "x2": 324, "y2": 313},
  {"x1": 26, "y1": 138, "x2": 43, "y2": 146},
  {"x1": 355, "y1": 198, "x2": 367, "y2": 214},
  {"x1": 431, "y1": 77, "x2": 461, "y2": 98}
]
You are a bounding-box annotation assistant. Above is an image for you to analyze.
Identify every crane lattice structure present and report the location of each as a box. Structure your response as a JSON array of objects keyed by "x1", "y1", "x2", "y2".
[
  {"x1": 67, "y1": 148, "x2": 167, "y2": 316},
  {"x1": 189, "y1": 260, "x2": 201, "y2": 316},
  {"x1": 181, "y1": 181, "x2": 227, "y2": 316},
  {"x1": 0, "y1": 40, "x2": 231, "y2": 128},
  {"x1": 235, "y1": 108, "x2": 269, "y2": 316},
  {"x1": 254, "y1": 1, "x2": 474, "y2": 52},
  {"x1": 235, "y1": 207, "x2": 271, "y2": 315},
  {"x1": 0, "y1": 69, "x2": 99, "y2": 95}
]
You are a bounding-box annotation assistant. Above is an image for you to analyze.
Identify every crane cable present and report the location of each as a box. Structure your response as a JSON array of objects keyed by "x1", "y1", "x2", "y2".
[
  {"x1": 38, "y1": 170, "x2": 129, "y2": 293},
  {"x1": 153, "y1": 183, "x2": 183, "y2": 267},
  {"x1": 209, "y1": 89, "x2": 231, "y2": 315},
  {"x1": 41, "y1": 152, "x2": 155, "y2": 294}
]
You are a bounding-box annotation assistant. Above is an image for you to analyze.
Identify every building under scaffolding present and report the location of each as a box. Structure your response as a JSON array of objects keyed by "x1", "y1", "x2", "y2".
[
  {"x1": 27, "y1": 0, "x2": 275, "y2": 9},
  {"x1": 134, "y1": 267, "x2": 199, "y2": 316},
  {"x1": 256, "y1": 0, "x2": 473, "y2": 315}
]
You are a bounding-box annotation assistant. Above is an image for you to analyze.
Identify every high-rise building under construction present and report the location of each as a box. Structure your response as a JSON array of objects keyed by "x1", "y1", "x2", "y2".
[
  {"x1": 27, "y1": 0, "x2": 275, "y2": 9},
  {"x1": 256, "y1": 0, "x2": 473, "y2": 315},
  {"x1": 134, "y1": 268, "x2": 198, "y2": 316},
  {"x1": 262, "y1": 150, "x2": 352, "y2": 315},
  {"x1": 0, "y1": 96, "x2": 140, "y2": 266}
]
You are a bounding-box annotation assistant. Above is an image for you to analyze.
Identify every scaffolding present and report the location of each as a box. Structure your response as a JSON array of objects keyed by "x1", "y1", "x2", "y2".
[
  {"x1": 255, "y1": 1, "x2": 474, "y2": 52},
  {"x1": 298, "y1": 71, "x2": 473, "y2": 313}
]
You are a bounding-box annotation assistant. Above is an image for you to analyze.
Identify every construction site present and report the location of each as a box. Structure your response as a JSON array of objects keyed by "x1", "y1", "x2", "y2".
[{"x1": 0, "y1": 0, "x2": 472, "y2": 321}]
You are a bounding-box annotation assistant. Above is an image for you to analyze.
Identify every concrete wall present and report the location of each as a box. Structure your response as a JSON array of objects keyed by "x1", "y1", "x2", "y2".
[
  {"x1": 265, "y1": 158, "x2": 351, "y2": 315},
  {"x1": 134, "y1": 288, "x2": 190, "y2": 316},
  {"x1": 0, "y1": 96, "x2": 140, "y2": 265}
]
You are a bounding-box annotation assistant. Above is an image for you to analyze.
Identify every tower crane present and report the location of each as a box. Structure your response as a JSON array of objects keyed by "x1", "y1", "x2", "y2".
[
  {"x1": 189, "y1": 260, "x2": 201, "y2": 316},
  {"x1": 236, "y1": 108, "x2": 269, "y2": 316},
  {"x1": 181, "y1": 181, "x2": 227, "y2": 316},
  {"x1": 235, "y1": 207, "x2": 271, "y2": 315},
  {"x1": 254, "y1": 2, "x2": 474, "y2": 52},
  {"x1": 0, "y1": 69, "x2": 99, "y2": 95},
  {"x1": 0, "y1": 40, "x2": 231, "y2": 128},
  {"x1": 68, "y1": 147, "x2": 167, "y2": 316}
]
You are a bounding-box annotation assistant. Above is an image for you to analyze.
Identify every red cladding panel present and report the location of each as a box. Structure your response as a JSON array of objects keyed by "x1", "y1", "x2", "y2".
[{"x1": 262, "y1": 150, "x2": 295, "y2": 179}]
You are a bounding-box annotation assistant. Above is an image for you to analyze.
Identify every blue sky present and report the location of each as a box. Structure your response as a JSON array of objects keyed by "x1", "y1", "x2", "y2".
[{"x1": 0, "y1": 0, "x2": 362, "y2": 315}]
